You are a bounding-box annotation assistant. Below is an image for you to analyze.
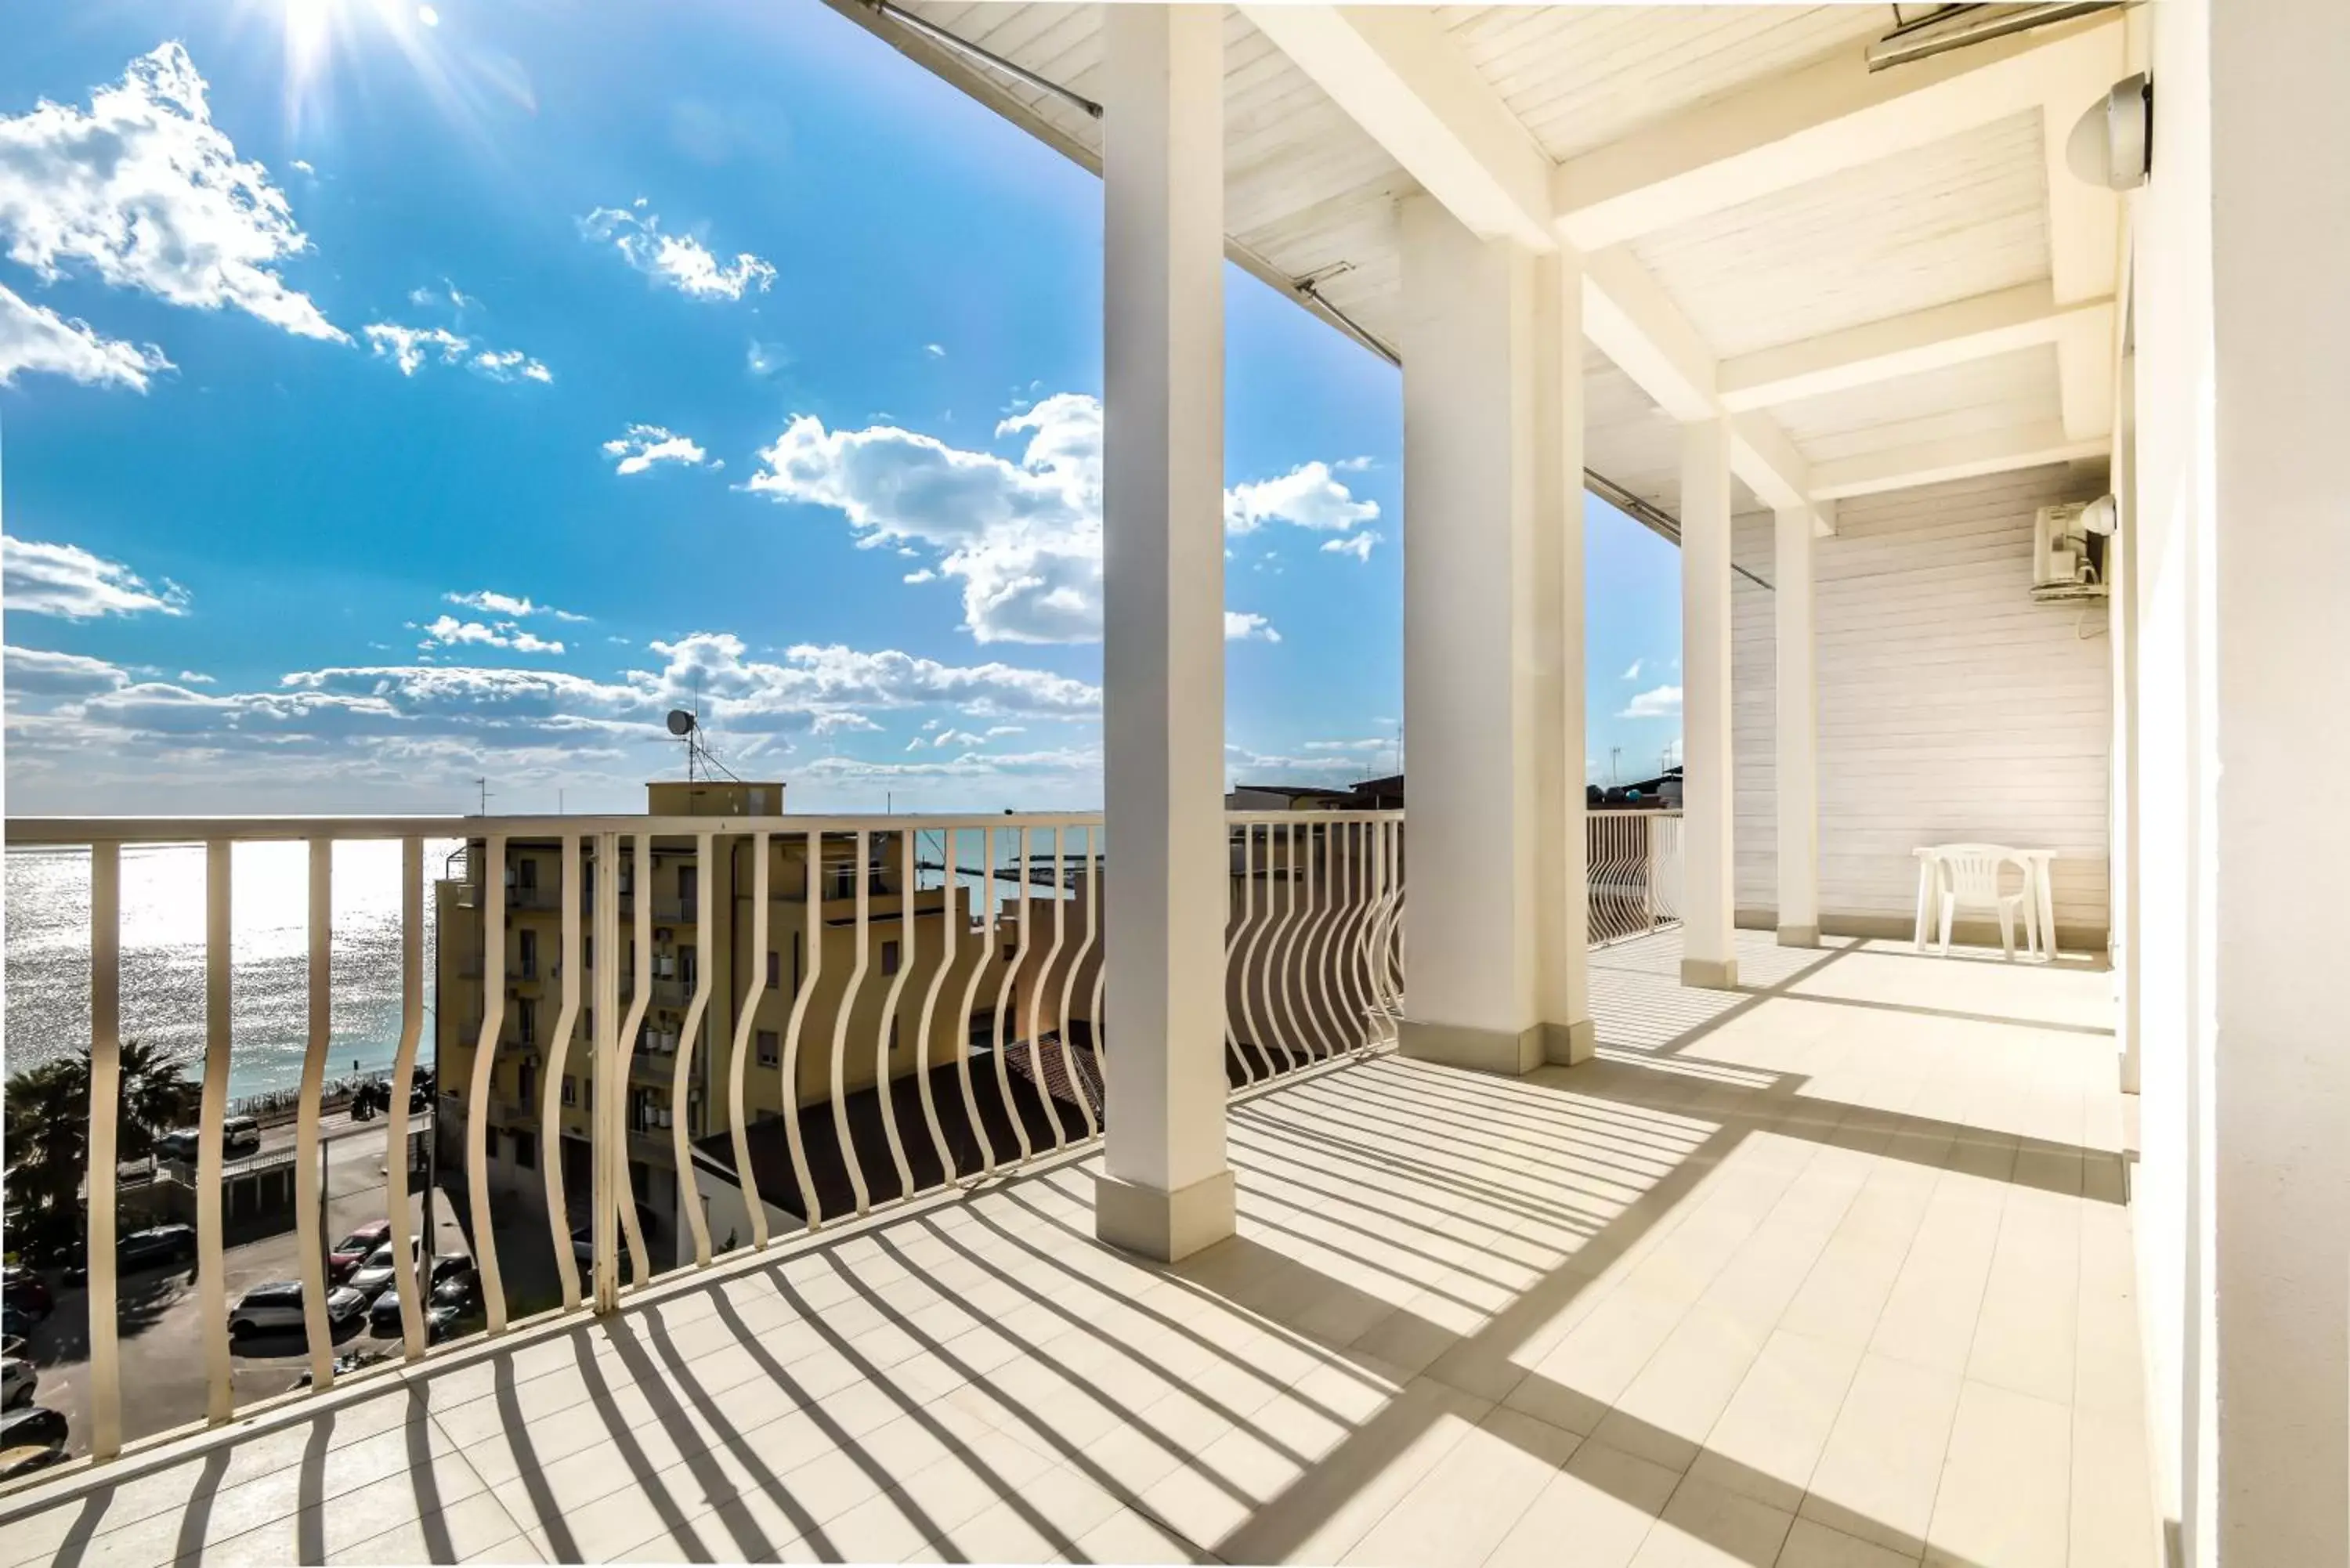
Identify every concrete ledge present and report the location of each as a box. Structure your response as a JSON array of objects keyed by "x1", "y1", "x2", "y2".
[
  {"x1": 1094, "y1": 1169, "x2": 1235, "y2": 1263},
  {"x1": 1544, "y1": 1018, "x2": 1597, "y2": 1066},
  {"x1": 1681, "y1": 956, "x2": 1741, "y2": 990},
  {"x1": 1398, "y1": 1018, "x2": 1544, "y2": 1076},
  {"x1": 1777, "y1": 924, "x2": 1820, "y2": 949}
]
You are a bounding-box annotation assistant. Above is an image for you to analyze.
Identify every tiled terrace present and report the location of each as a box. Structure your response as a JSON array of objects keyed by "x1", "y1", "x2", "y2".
[{"x1": 1, "y1": 930, "x2": 2154, "y2": 1566}]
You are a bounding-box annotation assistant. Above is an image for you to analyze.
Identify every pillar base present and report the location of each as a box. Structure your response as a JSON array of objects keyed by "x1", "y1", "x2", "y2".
[
  {"x1": 1398, "y1": 1018, "x2": 1544, "y2": 1075},
  {"x1": 1681, "y1": 957, "x2": 1741, "y2": 990},
  {"x1": 1095, "y1": 1169, "x2": 1235, "y2": 1263},
  {"x1": 1777, "y1": 925, "x2": 1820, "y2": 949},
  {"x1": 1544, "y1": 1018, "x2": 1596, "y2": 1066}
]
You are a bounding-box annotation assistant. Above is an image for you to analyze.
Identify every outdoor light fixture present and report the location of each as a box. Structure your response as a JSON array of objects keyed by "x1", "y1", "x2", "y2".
[{"x1": 2067, "y1": 72, "x2": 2153, "y2": 190}]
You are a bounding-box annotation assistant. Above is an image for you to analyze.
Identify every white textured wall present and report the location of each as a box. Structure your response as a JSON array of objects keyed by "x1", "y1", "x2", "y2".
[{"x1": 1729, "y1": 466, "x2": 2113, "y2": 943}]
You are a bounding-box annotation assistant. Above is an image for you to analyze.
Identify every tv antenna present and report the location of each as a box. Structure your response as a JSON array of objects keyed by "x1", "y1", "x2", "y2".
[
  {"x1": 473, "y1": 776, "x2": 492, "y2": 815},
  {"x1": 666, "y1": 699, "x2": 741, "y2": 785}
]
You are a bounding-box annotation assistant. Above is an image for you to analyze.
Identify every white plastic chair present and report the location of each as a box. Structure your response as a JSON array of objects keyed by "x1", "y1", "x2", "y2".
[{"x1": 1933, "y1": 844, "x2": 2034, "y2": 959}]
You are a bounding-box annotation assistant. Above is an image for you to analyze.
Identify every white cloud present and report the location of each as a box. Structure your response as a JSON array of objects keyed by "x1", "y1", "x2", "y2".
[
  {"x1": 1321, "y1": 532, "x2": 1379, "y2": 563},
  {"x1": 177, "y1": 669, "x2": 215, "y2": 684},
  {"x1": 0, "y1": 43, "x2": 342, "y2": 341},
  {"x1": 1302, "y1": 739, "x2": 1386, "y2": 753},
  {"x1": 443, "y1": 589, "x2": 586, "y2": 623},
  {"x1": 932, "y1": 728, "x2": 985, "y2": 748},
  {"x1": 418, "y1": 615, "x2": 566, "y2": 655},
  {"x1": 0, "y1": 284, "x2": 172, "y2": 388},
  {"x1": 602, "y1": 424, "x2": 712, "y2": 475},
  {"x1": 3, "y1": 534, "x2": 188, "y2": 618},
  {"x1": 902, "y1": 569, "x2": 935, "y2": 584},
  {"x1": 985, "y1": 724, "x2": 1024, "y2": 738},
  {"x1": 924, "y1": 343, "x2": 945, "y2": 358},
  {"x1": 1622, "y1": 659, "x2": 1643, "y2": 680},
  {"x1": 1224, "y1": 742, "x2": 1358, "y2": 779},
  {"x1": 364, "y1": 322, "x2": 549, "y2": 383},
  {"x1": 290, "y1": 158, "x2": 315, "y2": 175},
  {"x1": 810, "y1": 710, "x2": 879, "y2": 735},
  {"x1": 749, "y1": 393, "x2": 1102, "y2": 645},
  {"x1": 1332, "y1": 456, "x2": 1374, "y2": 473},
  {"x1": 5, "y1": 644, "x2": 133, "y2": 697},
  {"x1": 407, "y1": 280, "x2": 475, "y2": 310},
  {"x1": 1225, "y1": 461, "x2": 1379, "y2": 534},
  {"x1": 580, "y1": 201, "x2": 775, "y2": 301},
  {"x1": 1618, "y1": 683, "x2": 1683, "y2": 719},
  {"x1": 1225, "y1": 611, "x2": 1281, "y2": 643},
  {"x1": 801, "y1": 745, "x2": 1102, "y2": 783},
  {"x1": 750, "y1": 394, "x2": 1356, "y2": 647},
  {"x1": 746, "y1": 340, "x2": 786, "y2": 377}
]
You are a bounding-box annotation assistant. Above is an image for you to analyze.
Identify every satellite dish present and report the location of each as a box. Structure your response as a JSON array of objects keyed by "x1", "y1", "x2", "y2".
[{"x1": 666, "y1": 709, "x2": 696, "y2": 736}]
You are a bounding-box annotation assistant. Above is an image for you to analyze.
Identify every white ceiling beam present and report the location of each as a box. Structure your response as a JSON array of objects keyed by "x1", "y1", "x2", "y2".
[
  {"x1": 1719, "y1": 283, "x2": 2117, "y2": 412},
  {"x1": 2039, "y1": 27, "x2": 2127, "y2": 441},
  {"x1": 1239, "y1": 4, "x2": 1553, "y2": 251},
  {"x1": 1553, "y1": 16, "x2": 2126, "y2": 251},
  {"x1": 1810, "y1": 423, "x2": 2110, "y2": 501},
  {"x1": 1245, "y1": 5, "x2": 1824, "y2": 532}
]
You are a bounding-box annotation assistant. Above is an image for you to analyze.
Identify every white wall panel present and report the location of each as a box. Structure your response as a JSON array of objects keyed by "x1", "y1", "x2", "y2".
[{"x1": 1733, "y1": 464, "x2": 2113, "y2": 942}]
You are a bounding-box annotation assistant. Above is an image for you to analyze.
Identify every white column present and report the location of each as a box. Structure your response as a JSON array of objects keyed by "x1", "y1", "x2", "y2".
[
  {"x1": 2203, "y1": 0, "x2": 2350, "y2": 1555},
  {"x1": 1396, "y1": 196, "x2": 1585, "y2": 1074},
  {"x1": 1773, "y1": 504, "x2": 1819, "y2": 947},
  {"x1": 1534, "y1": 249, "x2": 1595, "y2": 1061},
  {"x1": 1679, "y1": 417, "x2": 1737, "y2": 988},
  {"x1": 1094, "y1": 1, "x2": 1232, "y2": 1263}
]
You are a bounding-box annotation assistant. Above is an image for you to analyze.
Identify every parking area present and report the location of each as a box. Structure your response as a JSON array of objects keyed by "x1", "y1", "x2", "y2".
[{"x1": 7, "y1": 1121, "x2": 469, "y2": 1459}]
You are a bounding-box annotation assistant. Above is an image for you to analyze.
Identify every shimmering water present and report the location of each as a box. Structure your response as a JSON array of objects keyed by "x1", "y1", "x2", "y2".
[{"x1": 4, "y1": 841, "x2": 461, "y2": 1101}]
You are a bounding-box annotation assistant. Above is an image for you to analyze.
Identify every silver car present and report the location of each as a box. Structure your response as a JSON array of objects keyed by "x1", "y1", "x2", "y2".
[
  {"x1": 228, "y1": 1281, "x2": 364, "y2": 1337},
  {"x1": 0, "y1": 1357, "x2": 33, "y2": 1410}
]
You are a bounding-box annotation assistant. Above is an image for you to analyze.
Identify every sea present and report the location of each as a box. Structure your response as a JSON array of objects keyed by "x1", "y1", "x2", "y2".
[{"x1": 4, "y1": 840, "x2": 462, "y2": 1103}]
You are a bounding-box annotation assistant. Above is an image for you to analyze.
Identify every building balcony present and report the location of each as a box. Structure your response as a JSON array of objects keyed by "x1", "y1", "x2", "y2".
[{"x1": 0, "y1": 923, "x2": 2151, "y2": 1565}]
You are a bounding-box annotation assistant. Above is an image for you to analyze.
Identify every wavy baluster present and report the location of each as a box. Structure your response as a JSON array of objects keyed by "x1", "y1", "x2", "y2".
[
  {"x1": 872, "y1": 828, "x2": 919, "y2": 1203},
  {"x1": 913, "y1": 829, "x2": 962, "y2": 1187},
  {"x1": 672, "y1": 832, "x2": 716, "y2": 1267},
  {"x1": 613, "y1": 833, "x2": 655, "y2": 1288},
  {"x1": 1025, "y1": 828, "x2": 1069, "y2": 1152},
  {"x1": 779, "y1": 828, "x2": 826, "y2": 1230},
  {"x1": 952, "y1": 828, "x2": 1003, "y2": 1178},
  {"x1": 383, "y1": 838, "x2": 428, "y2": 1360},
  {"x1": 295, "y1": 839, "x2": 334, "y2": 1389},
  {"x1": 1054, "y1": 826, "x2": 1098, "y2": 1140},
  {"x1": 540, "y1": 834, "x2": 584, "y2": 1311},
  {"x1": 725, "y1": 830, "x2": 771, "y2": 1251},
  {"x1": 465, "y1": 835, "x2": 510, "y2": 1335},
  {"x1": 85, "y1": 842, "x2": 122, "y2": 1454},
  {"x1": 830, "y1": 829, "x2": 876, "y2": 1217},
  {"x1": 990, "y1": 827, "x2": 1033, "y2": 1165}
]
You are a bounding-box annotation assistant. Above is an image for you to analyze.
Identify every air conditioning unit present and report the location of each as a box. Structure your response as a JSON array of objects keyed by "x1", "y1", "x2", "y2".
[{"x1": 2031, "y1": 499, "x2": 2113, "y2": 603}]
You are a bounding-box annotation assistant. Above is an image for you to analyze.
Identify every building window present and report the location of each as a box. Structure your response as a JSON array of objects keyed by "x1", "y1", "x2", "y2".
[
  {"x1": 678, "y1": 864, "x2": 698, "y2": 905},
  {"x1": 757, "y1": 1029, "x2": 780, "y2": 1068},
  {"x1": 766, "y1": 950, "x2": 780, "y2": 989},
  {"x1": 517, "y1": 999, "x2": 536, "y2": 1046},
  {"x1": 519, "y1": 927, "x2": 537, "y2": 980},
  {"x1": 517, "y1": 857, "x2": 537, "y2": 891},
  {"x1": 583, "y1": 935, "x2": 593, "y2": 971},
  {"x1": 515, "y1": 1136, "x2": 536, "y2": 1170},
  {"x1": 881, "y1": 940, "x2": 901, "y2": 976},
  {"x1": 518, "y1": 1060, "x2": 536, "y2": 1105},
  {"x1": 561, "y1": 1075, "x2": 576, "y2": 1108},
  {"x1": 680, "y1": 945, "x2": 697, "y2": 987}
]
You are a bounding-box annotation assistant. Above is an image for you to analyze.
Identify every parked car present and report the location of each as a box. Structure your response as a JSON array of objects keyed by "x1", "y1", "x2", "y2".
[
  {"x1": 0, "y1": 1266, "x2": 52, "y2": 1323},
  {"x1": 345, "y1": 1239, "x2": 425, "y2": 1299},
  {"x1": 228, "y1": 1281, "x2": 365, "y2": 1338},
  {"x1": 1, "y1": 1357, "x2": 34, "y2": 1410},
  {"x1": 0, "y1": 1404, "x2": 67, "y2": 1478},
  {"x1": 328, "y1": 1221, "x2": 394, "y2": 1282},
  {"x1": 364, "y1": 1255, "x2": 477, "y2": 1329},
  {"x1": 0, "y1": 1305, "x2": 28, "y2": 1347},
  {"x1": 116, "y1": 1224, "x2": 197, "y2": 1274}
]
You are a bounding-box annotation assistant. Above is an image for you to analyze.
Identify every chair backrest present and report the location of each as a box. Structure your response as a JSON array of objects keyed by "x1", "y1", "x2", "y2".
[{"x1": 1937, "y1": 844, "x2": 2026, "y2": 904}]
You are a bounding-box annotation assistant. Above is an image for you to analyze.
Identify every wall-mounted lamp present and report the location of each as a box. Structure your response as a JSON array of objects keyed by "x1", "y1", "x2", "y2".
[{"x1": 2066, "y1": 72, "x2": 2153, "y2": 190}]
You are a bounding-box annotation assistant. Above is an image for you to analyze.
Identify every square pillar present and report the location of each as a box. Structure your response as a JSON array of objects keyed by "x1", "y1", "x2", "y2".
[
  {"x1": 1534, "y1": 249, "x2": 1595, "y2": 1064},
  {"x1": 1394, "y1": 196, "x2": 1587, "y2": 1075},
  {"x1": 1094, "y1": 2, "x2": 1233, "y2": 1263},
  {"x1": 1678, "y1": 418, "x2": 1737, "y2": 989},
  {"x1": 1773, "y1": 505, "x2": 1819, "y2": 948}
]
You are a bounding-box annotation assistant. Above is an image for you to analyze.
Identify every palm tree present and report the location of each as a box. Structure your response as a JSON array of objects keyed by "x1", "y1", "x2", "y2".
[{"x1": 2, "y1": 1039, "x2": 197, "y2": 1259}]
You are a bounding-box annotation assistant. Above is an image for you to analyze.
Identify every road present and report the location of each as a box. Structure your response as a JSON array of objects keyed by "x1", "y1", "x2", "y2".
[{"x1": 14, "y1": 1113, "x2": 471, "y2": 1458}]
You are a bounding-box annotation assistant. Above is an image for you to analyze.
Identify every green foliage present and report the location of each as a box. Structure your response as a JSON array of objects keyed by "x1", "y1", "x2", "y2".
[{"x1": 2, "y1": 1040, "x2": 198, "y2": 1257}]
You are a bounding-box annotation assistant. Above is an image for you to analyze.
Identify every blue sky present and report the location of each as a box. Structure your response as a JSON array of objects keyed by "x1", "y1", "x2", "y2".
[{"x1": 0, "y1": 0, "x2": 1686, "y2": 816}]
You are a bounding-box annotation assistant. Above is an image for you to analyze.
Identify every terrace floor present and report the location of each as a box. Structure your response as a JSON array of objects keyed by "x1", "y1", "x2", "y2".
[{"x1": 1, "y1": 929, "x2": 2157, "y2": 1566}]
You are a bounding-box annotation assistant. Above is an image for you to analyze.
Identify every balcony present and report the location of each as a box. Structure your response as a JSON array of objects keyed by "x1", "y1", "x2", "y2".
[{"x1": 0, "y1": 919, "x2": 2150, "y2": 1566}]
